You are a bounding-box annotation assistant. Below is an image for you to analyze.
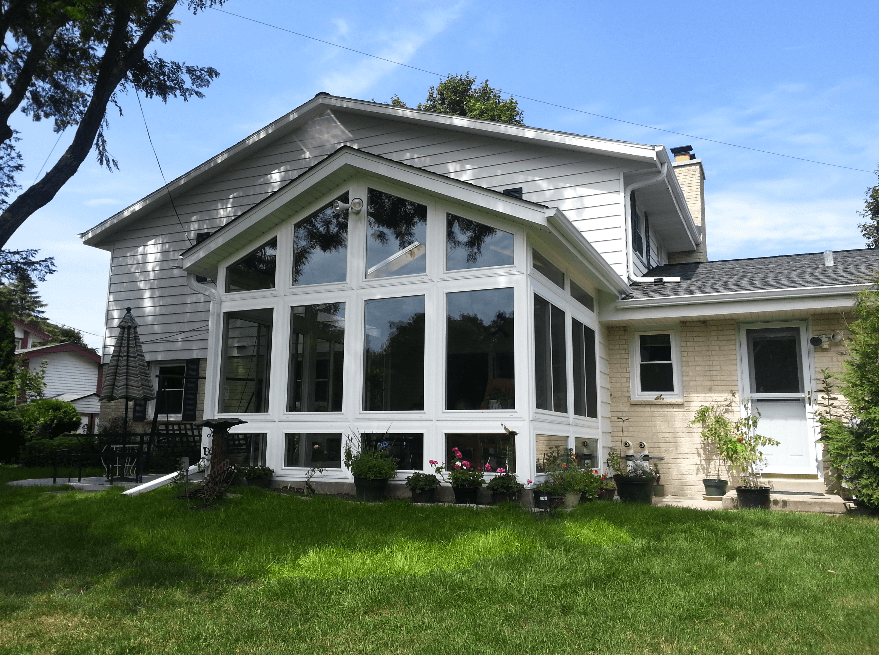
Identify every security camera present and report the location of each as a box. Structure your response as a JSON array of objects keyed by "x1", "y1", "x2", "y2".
[{"x1": 810, "y1": 335, "x2": 828, "y2": 347}]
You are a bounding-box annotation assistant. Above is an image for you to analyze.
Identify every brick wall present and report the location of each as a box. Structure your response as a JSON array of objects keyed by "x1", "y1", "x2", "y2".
[{"x1": 668, "y1": 160, "x2": 708, "y2": 264}]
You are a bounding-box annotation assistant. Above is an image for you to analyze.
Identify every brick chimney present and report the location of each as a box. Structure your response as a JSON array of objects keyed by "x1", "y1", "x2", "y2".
[{"x1": 668, "y1": 145, "x2": 708, "y2": 264}]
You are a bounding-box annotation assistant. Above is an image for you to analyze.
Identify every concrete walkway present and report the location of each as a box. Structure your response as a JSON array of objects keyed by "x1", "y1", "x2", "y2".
[{"x1": 7, "y1": 474, "x2": 166, "y2": 492}]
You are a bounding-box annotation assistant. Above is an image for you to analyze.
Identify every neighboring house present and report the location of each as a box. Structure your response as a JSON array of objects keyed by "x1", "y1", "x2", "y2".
[
  {"x1": 80, "y1": 94, "x2": 878, "y2": 497},
  {"x1": 15, "y1": 342, "x2": 102, "y2": 433},
  {"x1": 12, "y1": 319, "x2": 50, "y2": 351}
]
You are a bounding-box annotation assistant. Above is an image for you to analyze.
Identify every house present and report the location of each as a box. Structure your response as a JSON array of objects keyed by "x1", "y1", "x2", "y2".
[
  {"x1": 80, "y1": 94, "x2": 878, "y2": 498},
  {"x1": 12, "y1": 319, "x2": 50, "y2": 351},
  {"x1": 15, "y1": 341, "x2": 102, "y2": 432}
]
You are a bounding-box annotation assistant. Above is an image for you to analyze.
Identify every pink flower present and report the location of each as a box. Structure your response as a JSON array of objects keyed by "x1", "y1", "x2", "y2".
[
  {"x1": 527, "y1": 479, "x2": 532, "y2": 485},
  {"x1": 497, "y1": 468, "x2": 506, "y2": 474},
  {"x1": 462, "y1": 461, "x2": 470, "y2": 468},
  {"x1": 429, "y1": 460, "x2": 437, "y2": 465},
  {"x1": 454, "y1": 462, "x2": 462, "y2": 469},
  {"x1": 484, "y1": 464, "x2": 492, "y2": 471}
]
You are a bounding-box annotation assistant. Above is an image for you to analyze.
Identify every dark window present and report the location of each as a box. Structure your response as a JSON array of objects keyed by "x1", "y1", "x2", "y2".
[
  {"x1": 362, "y1": 433, "x2": 423, "y2": 470},
  {"x1": 532, "y1": 249, "x2": 565, "y2": 288},
  {"x1": 639, "y1": 333, "x2": 674, "y2": 392},
  {"x1": 534, "y1": 295, "x2": 567, "y2": 413},
  {"x1": 570, "y1": 281, "x2": 595, "y2": 313},
  {"x1": 227, "y1": 433, "x2": 267, "y2": 467},
  {"x1": 366, "y1": 188, "x2": 427, "y2": 279},
  {"x1": 631, "y1": 192, "x2": 644, "y2": 258},
  {"x1": 287, "y1": 304, "x2": 345, "y2": 412},
  {"x1": 220, "y1": 309, "x2": 272, "y2": 413},
  {"x1": 446, "y1": 288, "x2": 515, "y2": 410},
  {"x1": 226, "y1": 237, "x2": 277, "y2": 293},
  {"x1": 285, "y1": 433, "x2": 342, "y2": 468},
  {"x1": 293, "y1": 193, "x2": 349, "y2": 286},
  {"x1": 747, "y1": 328, "x2": 803, "y2": 394},
  {"x1": 446, "y1": 213, "x2": 514, "y2": 270},
  {"x1": 363, "y1": 296, "x2": 425, "y2": 411},
  {"x1": 572, "y1": 319, "x2": 598, "y2": 418},
  {"x1": 446, "y1": 433, "x2": 515, "y2": 472},
  {"x1": 155, "y1": 365, "x2": 186, "y2": 415}
]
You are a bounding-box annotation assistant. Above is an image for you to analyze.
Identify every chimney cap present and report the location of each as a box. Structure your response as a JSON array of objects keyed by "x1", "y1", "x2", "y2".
[{"x1": 670, "y1": 145, "x2": 693, "y2": 155}]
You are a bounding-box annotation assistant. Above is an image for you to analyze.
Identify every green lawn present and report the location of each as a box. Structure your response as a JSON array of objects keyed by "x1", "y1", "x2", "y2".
[{"x1": 1, "y1": 465, "x2": 877, "y2": 655}]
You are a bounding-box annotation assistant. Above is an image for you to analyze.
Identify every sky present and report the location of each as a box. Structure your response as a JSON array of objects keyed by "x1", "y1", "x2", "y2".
[{"x1": 6, "y1": 0, "x2": 879, "y2": 350}]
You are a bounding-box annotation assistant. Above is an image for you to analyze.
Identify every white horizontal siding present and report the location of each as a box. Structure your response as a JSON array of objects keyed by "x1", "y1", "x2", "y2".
[
  {"x1": 101, "y1": 108, "x2": 634, "y2": 363},
  {"x1": 39, "y1": 352, "x2": 100, "y2": 399}
]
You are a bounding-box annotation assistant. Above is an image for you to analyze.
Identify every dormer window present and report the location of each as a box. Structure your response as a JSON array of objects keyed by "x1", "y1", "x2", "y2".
[
  {"x1": 366, "y1": 188, "x2": 427, "y2": 279},
  {"x1": 225, "y1": 237, "x2": 277, "y2": 293}
]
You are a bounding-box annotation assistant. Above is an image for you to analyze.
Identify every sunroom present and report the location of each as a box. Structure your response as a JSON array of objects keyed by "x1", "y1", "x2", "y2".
[{"x1": 180, "y1": 147, "x2": 628, "y2": 493}]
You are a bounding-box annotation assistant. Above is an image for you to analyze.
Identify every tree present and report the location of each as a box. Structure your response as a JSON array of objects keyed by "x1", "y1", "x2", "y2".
[
  {"x1": 858, "y1": 166, "x2": 879, "y2": 248},
  {"x1": 39, "y1": 320, "x2": 88, "y2": 348},
  {"x1": 391, "y1": 73, "x2": 524, "y2": 125},
  {"x1": 0, "y1": 1, "x2": 226, "y2": 247},
  {"x1": 0, "y1": 269, "x2": 45, "y2": 319}
]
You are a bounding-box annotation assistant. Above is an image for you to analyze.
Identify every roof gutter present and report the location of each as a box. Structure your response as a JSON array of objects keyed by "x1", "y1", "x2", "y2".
[{"x1": 623, "y1": 162, "x2": 681, "y2": 284}]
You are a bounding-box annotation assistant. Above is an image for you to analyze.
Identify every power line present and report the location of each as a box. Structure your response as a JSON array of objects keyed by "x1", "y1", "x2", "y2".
[
  {"x1": 212, "y1": 7, "x2": 873, "y2": 175},
  {"x1": 30, "y1": 130, "x2": 65, "y2": 186}
]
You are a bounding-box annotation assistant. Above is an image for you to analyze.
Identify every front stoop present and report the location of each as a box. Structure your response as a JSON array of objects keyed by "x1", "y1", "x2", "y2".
[{"x1": 721, "y1": 491, "x2": 847, "y2": 514}]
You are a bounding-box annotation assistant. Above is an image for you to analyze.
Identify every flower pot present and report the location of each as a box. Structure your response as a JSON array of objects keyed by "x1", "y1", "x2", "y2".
[
  {"x1": 703, "y1": 479, "x2": 728, "y2": 497},
  {"x1": 532, "y1": 489, "x2": 564, "y2": 510},
  {"x1": 452, "y1": 486, "x2": 479, "y2": 505},
  {"x1": 735, "y1": 486, "x2": 771, "y2": 510},
  {"x1": 613, "y1": 475, "x2": 655, "y2": 504},
  {"x1": 410, "y1": 488, "x2": 436, "y2": 504},
  {"x1": 353, "y1": 476, "x2": 388, "y2": 502},
  {"x1": 491, "y1": 491, "x2": 519, "y2": 505},
  {"x1": 563, "y1": 492, "x2": 580, "y2": 509},
  {"x1": 597, "y1": 488, "x2": 616, "y2": 501}
]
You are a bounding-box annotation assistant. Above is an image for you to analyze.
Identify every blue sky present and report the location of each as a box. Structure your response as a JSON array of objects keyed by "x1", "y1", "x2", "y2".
[{"x1": 6, "y1": 0, "x2": 879, "y2": 349}]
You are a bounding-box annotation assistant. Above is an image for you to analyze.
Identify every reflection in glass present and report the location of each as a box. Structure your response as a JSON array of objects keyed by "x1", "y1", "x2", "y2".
[
  {"x1": 285, "y1": 433, "x2": 342, "y2": 468},
  {"x1": 570, "y1": 280, "x2": 595, "y2": 312},
  {"x1": 532, "y1": 249, "x2": 564, "y2": 288},
  {"x1": 534, "y1": 295, "x2": 567, "y2": 412},
  {"x1": 363, "y1": 296, "x2": 425, "y2": 411},
  {"x1": 226, "y1": 237, "x2": 277, "y2": 293},
  {"x1": 747, "y1": 328, "x2": 803, "y2": 393},
  {"x1": 366, "y1": 188, "x2": 427, "y2": 278},
  {"x1": 226, "y1": 433, "x2": 267, "y2": 467},
  {"x1": 639, "y1": 333, "x2": 674, "y2": 392},
  {"x1": 446, "y1": 433, "x2": 515, "y2": 472},
  {"x1": 220, "y1": 309, "x2": 272, "y2": 413},
  {"x1": 362, "y1": 433, "x2": 423, "y2": 470},
  {"x1": 287, "y1": 304, "x2": 345, "y2": 412},
  {"x1": 446, "y1": 288, "x2": 515, "y2": 410},
  {"x1": 293, "y1": 193, "x2": 348, "y2": 286},
  {"x1": 572, "y1": 319, "x2": 597, "y2": 418},
  {"x1": 446, "y1": 213, "x2": 514, "y2": 270}
]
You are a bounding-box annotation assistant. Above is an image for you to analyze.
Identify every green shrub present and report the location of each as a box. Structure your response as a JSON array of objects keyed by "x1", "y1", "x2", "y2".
[
  {"x1": 0, "y1": 409, "x2": 24, "y2": 463},
  {"x1": 17, "y1": 399, "x2": 81, "y2": 441},
  {"x1": 405, "y1": 471, "x2": 439, "y2": 492},
  {"x1": 18, "y1": 435, "x2": 99, "y2": 467},
  {"x1": 485, "y1": 472, "x2": 524, "y2": 494}
]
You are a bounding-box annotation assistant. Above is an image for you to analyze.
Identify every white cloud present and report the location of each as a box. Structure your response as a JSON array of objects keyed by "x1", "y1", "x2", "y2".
[{"x1": 84, "y1": 198, "x2": 119, "y2": 207}]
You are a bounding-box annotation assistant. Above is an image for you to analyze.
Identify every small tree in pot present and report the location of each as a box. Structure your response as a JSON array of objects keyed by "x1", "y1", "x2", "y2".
[
  {"x1": 344, "y1": 433, "x2": 397, "y2": 502},
  {"x1": 690, "y1": 393, "x2": 741, "y2": 496}
]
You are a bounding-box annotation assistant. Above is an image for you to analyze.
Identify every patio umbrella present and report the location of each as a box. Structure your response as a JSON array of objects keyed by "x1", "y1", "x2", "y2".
[{"x1": 100, "y1": 307, "x2": 155, "y2": 429}]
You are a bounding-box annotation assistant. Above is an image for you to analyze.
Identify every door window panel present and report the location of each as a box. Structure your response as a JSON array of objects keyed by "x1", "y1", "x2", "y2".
[
  {"x1": 366, "y1": 189, "x2": 427, "y2": 279},
  {"x1": 747, "y1": 328, "x2": 803, "y2": 394},
  {"x1": 287, "y1": 303, "x2": 345, "y2": 412}
]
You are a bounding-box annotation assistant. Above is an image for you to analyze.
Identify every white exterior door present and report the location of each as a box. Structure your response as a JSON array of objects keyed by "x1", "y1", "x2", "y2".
[{"x1": 737, "y1": 322, "x2": 818, "y2": 475}]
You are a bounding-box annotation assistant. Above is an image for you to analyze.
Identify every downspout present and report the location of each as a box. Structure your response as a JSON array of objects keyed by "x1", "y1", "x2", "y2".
[{"x1": 623, "y1": 162, "x2": 681, "y2": 284}]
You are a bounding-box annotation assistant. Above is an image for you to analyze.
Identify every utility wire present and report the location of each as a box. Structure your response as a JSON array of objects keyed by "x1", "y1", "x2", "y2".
[
  {"x1": 134, "y1": 86, "x2": 193, "y2": 245},
  {"x1": 212, "y1": 6, "x2": 873, "y2": 175},
  {"x1": 30, "y1": 130, "x2": 65, "y2": 186}
]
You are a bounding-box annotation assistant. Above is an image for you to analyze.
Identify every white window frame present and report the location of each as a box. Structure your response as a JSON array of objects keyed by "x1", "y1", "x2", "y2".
[
  {"x1": 629, "y1": 327, "x2": 683, "y2": 401},
  {"x1": 150, "y1": 360, "x2": 187, "y2": 421}
]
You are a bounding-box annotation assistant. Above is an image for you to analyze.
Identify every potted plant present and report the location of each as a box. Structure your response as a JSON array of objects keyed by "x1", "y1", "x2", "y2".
[
  {"x1": 405, "y1": 468, "x2": 440, "y2": 503},
  {"x1": 540, "y1": 446, "x2": 582, "y2": 509},
  {"x1": 235, "y1": 465, "x2": 274, "y2": 488},
  {"x1": 485, "y1": 468, "x2": 524, "y2": 504},
  {"x1": 437, "y1": 447, "x2": 487, "y2": 504},
  {"x1": 344, "y1": 435, "x2": 397, "y2": 502},
  {"x1": 690, "y1": 393, "x2": 740, "y2": 496},
  {"x1": 578, "y1": 469, "x2": 602, "y2": 502},
  {"x1": 532, "y1": 478, "x2": 565, "y2": 511},
  {"x1": 608, "y1": 447, "x2": 655, "y2": 504},
  {"x1": 597, "y1": 473, "x2": 616, "y2": 500}
]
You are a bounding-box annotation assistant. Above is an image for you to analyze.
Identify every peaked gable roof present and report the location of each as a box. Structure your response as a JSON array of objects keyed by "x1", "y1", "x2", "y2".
[{"x1": 16, "y1": 341, "x2": 101, "y2": 365}]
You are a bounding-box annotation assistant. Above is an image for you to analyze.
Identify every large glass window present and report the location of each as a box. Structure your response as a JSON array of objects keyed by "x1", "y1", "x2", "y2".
[
  {"x1": 220, "y1": 309, "x2": 272, "y2": 413},
  {"x1": 287, "y1": 303, "x2": 345, "y2": 412},
  {"x1": 446, "y1": 433, "x2": 515, "y2": 472},
  {"x1": 293, "y1": 193, "x2": 349, "y2": 286},
  {"x1": 285, "y1": 433, "x2": 342, "y2": 468},
  {"x1": 446, "y1": 213, "x2": 514, "y2": 271},
  {"x1": 638, "y1": 333, "x2": 674, "y2": 392},
  {"x1": 363, "y1": 295, "x2": 425, "y2": 411},
  {"x1": 226, "y1": 237, "x2": 277, "y2": 293},
  {"x1": 366, "y1": 188, "x2": 427, "y2": 279},
  {"x1": 446, "y1": 288, "x2": 515, "y2": 410},
  {"x1": 534, "y1": 295, "x2": 567, "y2": 413},
  {"x1": 532, "y1": 249, "x2": 564, "y2": 288},
  {"x1": 570, "y1": 281, "x2": 595, "y2": 313},
  {"x1": 572, "y1": 319, "x2": 598, "y2": 418},
  {"x1": 362, "y1": 433, "x2": 423, "y2": 470}
]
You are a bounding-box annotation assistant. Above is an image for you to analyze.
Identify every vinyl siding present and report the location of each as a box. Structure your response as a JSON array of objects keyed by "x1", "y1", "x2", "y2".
[{"x1": 38, "y1": 352, "x2": 100, "y2": 399}]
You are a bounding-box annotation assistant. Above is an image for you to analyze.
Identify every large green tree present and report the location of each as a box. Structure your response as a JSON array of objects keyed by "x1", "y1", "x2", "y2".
[
  {"x1": 0, "y1": 269, "x2": 45, "y2": 319},
  {"x1": 858, "y1": 166, "x2": 879, "y2": 248},
  {"x1": 0, "y1": 0, "x2": 226, "y2": 247},
  {"x1": 391, "y1": 73, "x2": 524, "y2": 125}
]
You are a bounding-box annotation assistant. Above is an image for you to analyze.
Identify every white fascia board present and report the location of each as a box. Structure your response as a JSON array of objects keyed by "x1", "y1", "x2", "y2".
[
  {"x1": 180, "y1": 147, "x2": 551, "y2": 276},
  {"x1": 601, "y1": 283, "x2": 864, "y2": 323},
  {"x1": 544, "y1": 208, "x2": 631, "y2": 296},
  {"x1": 656, "y1": 147, "x2": 701, "y2": 248}
]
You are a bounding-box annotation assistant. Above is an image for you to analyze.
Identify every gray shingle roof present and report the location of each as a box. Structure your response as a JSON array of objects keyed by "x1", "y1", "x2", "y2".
[{"x1": 624, "y1": 248, "x2": 879, "y2": 300}]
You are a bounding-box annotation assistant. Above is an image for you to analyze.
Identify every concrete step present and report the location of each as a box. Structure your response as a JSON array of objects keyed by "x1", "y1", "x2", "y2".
[
  {"x1": 721, "y1": 490, "x2": 846, "y2": 514},
  {"x1": 762, "y1": 475, "x2": 825, "y2": 494}
]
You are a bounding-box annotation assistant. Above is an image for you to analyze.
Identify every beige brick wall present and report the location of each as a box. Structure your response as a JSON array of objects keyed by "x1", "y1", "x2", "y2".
[
  {"x1": 608, "y1": 314, "x2": 851, "y2": 497},
  {"x1": 668, "y1": 160, "x2": 708, "y2": 264}
]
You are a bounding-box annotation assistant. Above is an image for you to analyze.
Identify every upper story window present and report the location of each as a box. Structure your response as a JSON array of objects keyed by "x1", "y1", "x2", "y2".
[
  {"x1": 366, "y1": 188, "x2": 427, "y2": 279},
  {"x1": 631, "y1": 192, "x2": 644, "y2": 259},
  {"x1": 570, "y1": 280, "x2": 595, "y2": 313},
  {"x1": 534, "y1": 294, "x2": 567, "y2": 413},
  {"x1": 226, "y1": 237, "x2": 277, "y2": 293},
  {"x1": 287, "y1": 303, "x2": 345, "y2": 412},
  {"x1": 220, "y1": 309, "x2": 273, "y2": 413},
  {"x1": 446, "y1": 288, "x2": 515, "y2": 410},
  {"x1": 293, "y1": 193, "x2": 349, "y2": 286},
  {"x1": 446, "y1": 213, "x2": 514, "y2": 271},
  {"x1": 631, "y1": 330, "x2": 683, "y2": 400},
  {"x1": 532, "y1": 249, "x2": 564, "y2": 289}
]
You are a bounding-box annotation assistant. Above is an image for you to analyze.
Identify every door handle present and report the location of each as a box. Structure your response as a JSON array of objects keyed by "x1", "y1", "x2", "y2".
[{"x1": 807, "y1": 391, "x2": 812, "y2": 405}]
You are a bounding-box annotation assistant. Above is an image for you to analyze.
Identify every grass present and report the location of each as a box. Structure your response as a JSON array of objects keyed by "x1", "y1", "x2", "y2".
[{"x1": 0, "y1": 465, "x2": 878, "y2": 655}]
